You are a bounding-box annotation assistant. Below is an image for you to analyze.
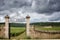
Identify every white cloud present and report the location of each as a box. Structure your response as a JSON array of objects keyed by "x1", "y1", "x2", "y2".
[
  {"x1": 0, "y1": 0, "x2": 60, "y2": 23},
  {"x1": 24, "y1": 12, "x2": 51, "y2": 22},
  {"x1": 0, "y1": 16, "x2": 5, "y2": 22}
]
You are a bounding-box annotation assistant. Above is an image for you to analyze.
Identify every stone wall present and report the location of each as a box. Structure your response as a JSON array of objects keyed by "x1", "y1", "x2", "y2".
[
  {"x1": 30, "y1": 26, "x2": 60, "y2": 39},
  {"x1": 0, "y1": 25, "x2": 5, "y2": 38}
]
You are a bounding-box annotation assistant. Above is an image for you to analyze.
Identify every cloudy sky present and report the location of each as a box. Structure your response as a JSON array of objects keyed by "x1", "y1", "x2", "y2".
[{"x1": 0, "y1": 0, "x2": 60, "y2": 23}]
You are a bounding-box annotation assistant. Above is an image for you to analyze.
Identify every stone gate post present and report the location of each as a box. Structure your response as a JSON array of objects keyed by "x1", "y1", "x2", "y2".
[
  {"x1": 5, "y1": 15, "x2": 9, "y2": 38},
  {"x1": 26, "y1": 15, "x2": 30, "y2": 37}
]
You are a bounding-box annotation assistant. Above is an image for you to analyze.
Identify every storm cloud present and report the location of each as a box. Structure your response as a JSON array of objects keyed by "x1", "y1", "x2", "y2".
[
  {"x1": 32, "y1": 0, "x2": 60, "y2": 14},
  {"x1": 0, "y1": 0, "x2": 60, "y2": 22}
]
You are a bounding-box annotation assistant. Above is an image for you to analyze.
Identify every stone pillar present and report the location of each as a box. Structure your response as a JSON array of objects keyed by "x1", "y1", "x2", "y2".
[
  {"x1": 31, "y1": 25, "x2": 35, "y2": 31},
  {"x1": 26, "y1": 15, "x2": 30, "y2": 37},
  {"x1": 4, "y1": 15, "x2": 9, "y2": 38}
]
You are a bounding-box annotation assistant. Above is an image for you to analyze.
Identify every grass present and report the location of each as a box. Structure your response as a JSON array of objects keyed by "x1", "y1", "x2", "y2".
[
  {"x1": 10, "y1": 27, "x2": 26, "y2": 39},
  {"x1": 16, "y1": 32, "x2": 26, "y2": 39},
  {"x1": 10, "y1": 26, "x2": 60, "y2": 39},
  {"x1": 35, "y1": 27, "x2": 60, "y2": 30},
  {"x1": 10, "y1": 27, "x2": 32, "y2": 39},
  {"x1": 10, "y1": 27, "x2": 25, "y2": 33}
]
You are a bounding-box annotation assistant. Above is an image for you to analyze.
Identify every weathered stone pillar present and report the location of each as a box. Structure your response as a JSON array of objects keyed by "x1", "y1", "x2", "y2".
[
  {"x1": 31, "y1": 25, "x2": 35, "y2": 31},
  {"x1": 5, "y1": 15, "x2": 9, "y2": 38},
  {"x1": 26, "y1": 15, "x2": 30, "y2": 37}
]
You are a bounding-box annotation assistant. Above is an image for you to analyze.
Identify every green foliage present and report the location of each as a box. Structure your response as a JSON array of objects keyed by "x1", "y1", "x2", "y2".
[
  {"x1": 0, "y1": 22, "x2": 60, "y2": 27},
  {"x1": 9, "y1": 23, "x2": 26, "y2": 27},
  {"x1": 31, "y1": 22, "x2": 60, "y2": 27}
]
